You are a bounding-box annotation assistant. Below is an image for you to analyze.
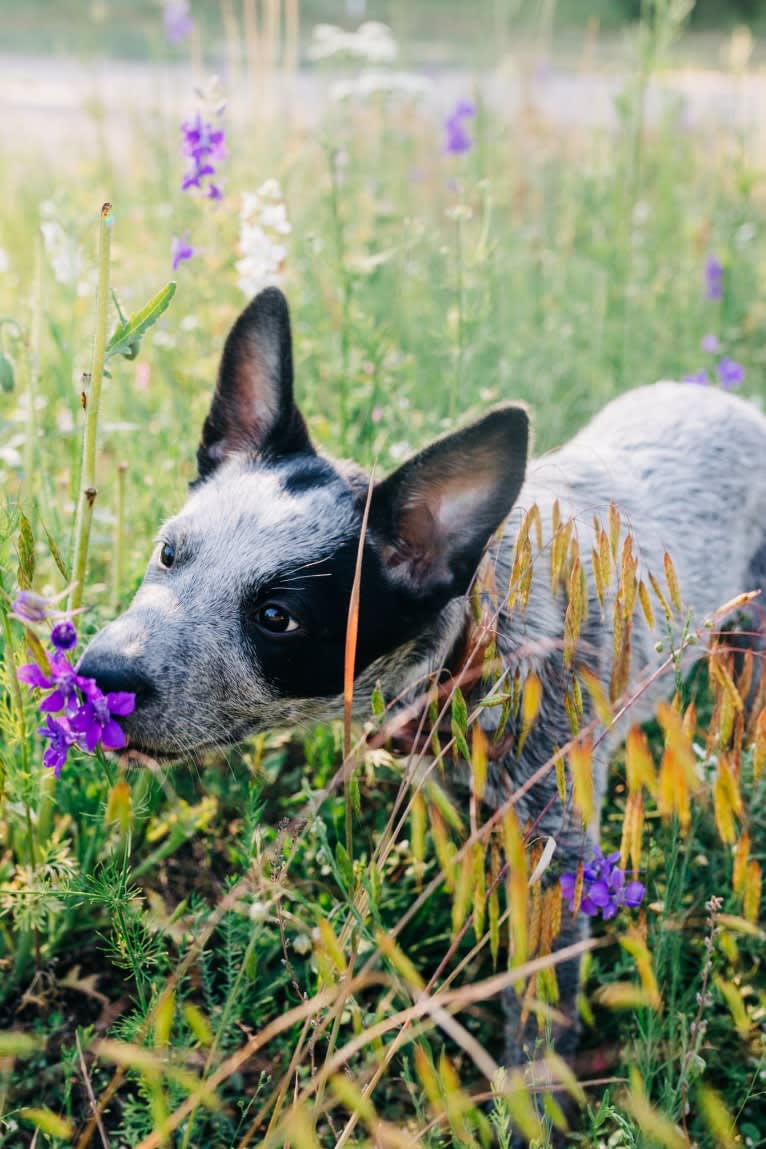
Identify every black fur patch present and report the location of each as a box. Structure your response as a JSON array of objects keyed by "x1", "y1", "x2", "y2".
[
  {"x1": 240, "y1": 538, "x2": 456, "y2": 699},
  {"x1": 279, "y1": 456, "x2": 337, "y2": 495}
]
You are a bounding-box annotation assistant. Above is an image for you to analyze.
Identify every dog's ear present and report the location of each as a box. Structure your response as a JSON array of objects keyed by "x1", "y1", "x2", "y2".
[
  {"x1": 370, "y1": 406, "x2": 529, "y2": 596},
  {"x1": 196, "y1": 287, "x2": 313, "y2": 479}
]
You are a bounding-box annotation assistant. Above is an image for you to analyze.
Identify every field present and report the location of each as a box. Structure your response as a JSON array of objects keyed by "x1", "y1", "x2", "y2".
[{"x1": 1, "y1": 1, "x2": 766, "y2": 1146}]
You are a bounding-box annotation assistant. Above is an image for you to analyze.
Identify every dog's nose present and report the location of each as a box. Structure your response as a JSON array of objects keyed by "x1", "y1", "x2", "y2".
[{"x1": 77, "y1": 657, "x2": 155, "y2": 707}]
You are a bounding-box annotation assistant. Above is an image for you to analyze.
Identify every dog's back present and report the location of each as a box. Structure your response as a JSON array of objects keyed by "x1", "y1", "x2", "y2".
[{"x1": 495, "y1": 382, "x2": 766, "y2": 737}]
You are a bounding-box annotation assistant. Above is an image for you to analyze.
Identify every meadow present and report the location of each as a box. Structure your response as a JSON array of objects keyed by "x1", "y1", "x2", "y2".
[{"x1": 1, "y1": 1, "x2": 766, "y2": 1146}]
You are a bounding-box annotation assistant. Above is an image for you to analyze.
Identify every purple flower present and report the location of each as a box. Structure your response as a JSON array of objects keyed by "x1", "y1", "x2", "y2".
[
  {"x1": 70, "y1": 689, "x2": 135, "y2": 752},
  {"x1": 180, "y1": 114, "x2": 226, "y2": 197},
  {"x1": 171, "y1": 232, "x2": 195, "y2": 271},
  {"x1": 716, "y1": 356, "x2": 745, "y2": 389},
  {"x1": 444, "y1": 100, "x2": 476, "y2": 156},
  {"x1": 181, "y1": 114, "x2": 225, "y2": 163},
  {"x1": 701, "y1": 334, "x2": 721, "y2": 354},
  {"x1": 163, "y1": 0, "x2": 193, "y2": 45},
  {"x1": 705, "y1": 254, "x2": 724, "y2": 301},
  {"x1": 51, "y1": 620, "x2": 77, "y2": 651},
  {"x1": 682, "y1": 370, "x2": 708, "y2": 385},
  {"x1": 38, "y1": 715, "x2": 77, "y2": 776},
  {"x1": 560, "y1": 847, "x2": 645, "y2": 922},
  {"x1": 11, "y1": 591, "x2": 50, "y2": 625},
  {"x1": 18, "y1": 631, "x2": 136, "y2": 776},
  {"x1": 18, "y1": 652, "x2": 89, "y2": 713}
]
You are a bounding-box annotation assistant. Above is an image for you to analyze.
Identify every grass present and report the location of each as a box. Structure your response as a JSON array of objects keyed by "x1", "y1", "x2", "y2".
[{"x1": 1, "y1": 1, "x2": 766, "y2": 1146}]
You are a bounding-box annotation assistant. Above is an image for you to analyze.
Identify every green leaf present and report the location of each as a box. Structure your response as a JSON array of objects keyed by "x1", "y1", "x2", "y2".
[
  {"x1": 371, "y1": 682, "x2": 385, "y2": 719},
  {"x1": 16, "y1": 511, "x2": 35, "y2": 589},
  {"x1": 450, "y1": 687, "x2": 470, "y2": 759},
  {"x1": 19, "y1": 1109, "x2": 72, "y2": 1140},
  {"x1": 335, "y1": 842, "x2": 354, "y2": 889},
  {"x1": 42, "y1": 520, "x2": 71, "y2": 582},
  {"x1": 0, "y1": 352, "x2": 15, "y2": 392},
  {"x1": 0, "y1": 1031, "x2": 45, "y2": 1056},
  {"x1": 105, "y1": 281, "x2": 176, "y2": 362}
]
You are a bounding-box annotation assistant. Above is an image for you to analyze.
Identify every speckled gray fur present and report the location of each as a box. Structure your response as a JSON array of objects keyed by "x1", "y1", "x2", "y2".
[{"x1": 82, "y1": 354, "x2": 766, "y2": 1087}]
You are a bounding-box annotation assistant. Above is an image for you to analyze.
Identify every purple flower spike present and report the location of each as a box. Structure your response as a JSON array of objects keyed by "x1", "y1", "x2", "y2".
[
  {"x1": 39, "y1": 715, "x2": 77, "y2": 776},
  {"x1": 682, "y1": 370, "x2": 708, "y2": 385},
  {"x1": 180, "y1": 113, "x2": 226, "y2": 197},
  {"x1": 560, "y1": 846, "x2": 646, "y2": 922},
  {"x1": 705, "y1": 254, "x2": 724, "y2": 301},
  {"x1": 164, "y1": 0, "x2": 193, "y2": 45},
  {"x1": 20, "y1": 617, "x2": 137, "y2": 778},
  {"x1": 11, "y1": 591, "x2": 50, "y2": 625},
  {"x1": 171, "y1": 232, "x2": 195, "y2": 271},
  {"x1": 444, "y1": 99, "x2": 476, "y2": 155},
  {"x1": 70, "y1": 689, "x2": 135, "y2": 752},
  {"x1": 51, "y1": 620, "x2": 77, "y2": 651},
  {"x1": 716, "y1": 357, "x2": 745, "y2": 390}
]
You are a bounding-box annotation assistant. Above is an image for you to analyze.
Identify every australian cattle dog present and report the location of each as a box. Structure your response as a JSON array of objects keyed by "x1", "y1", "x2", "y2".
[{"x1": 80, "y1": 286, "x2": 766, "y2": 1075}]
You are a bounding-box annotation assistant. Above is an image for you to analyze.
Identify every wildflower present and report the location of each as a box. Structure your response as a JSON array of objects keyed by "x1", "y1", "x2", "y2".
[
  {"x1": 560, "y1": 847, "x2": 645, "y2": 921},
  {"x1": 716, "y1": 356, "x2": 745, "y2": 389},
  {"x1": 701, "y1": 334, "x2": 721, "y2": 354},
  {"x1": 682, "y1": 370, "x2": 708, "y2": 385},
  {"x1": 308, "y1": 21, "x2": 397, "y2": 64},
  {"x1": 51, "y1": 620, "x2": 77, "y2": 651},
  {"x1": 236, "y1": 182, "x2": 291, "y2": 297},
  {"x1": 18, "y1": 651, "x2": 88, "y2": 714},
  {"x1": 705, "y1": 254, "x2": 723, "y2": 301},
  {"x1": 15, "y1": 616, "x2": 136, "y2": 775},
  {"x1": 444, "y1": 100, "x2": 476, "y2": 156},
  {"x1": 330, "y1": 70, "x2": 432, "y2": 103},
  {"x1": 163, "y1": 0, "x2": 193, "y2": 44},
  {"x1": 40, "y1": 216, "x2": 80, "y2": 287},
  {"x1": 38, "y1": 715, "x2": 77, "y2": 777},
  {"x1": 180, "y1": 113, "x2": 226, "y2": 197},
  {"x1": 69, "y1": 686, "x2": 135, "y2": 752},
  {"x1": 171, "y1": 232, "x2": 195, "y2": 271},
  {"x1": 11, "y1": 590, "x2": 51, "y2": 625}
]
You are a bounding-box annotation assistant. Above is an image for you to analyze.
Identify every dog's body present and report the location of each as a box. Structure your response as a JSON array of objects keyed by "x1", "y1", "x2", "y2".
[{"x1": 81, "y1": 288, "x2": 766, "y2": 1075}]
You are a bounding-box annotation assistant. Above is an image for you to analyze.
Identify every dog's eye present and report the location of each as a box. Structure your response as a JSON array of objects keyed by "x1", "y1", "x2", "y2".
[
  {"x1": 159, "y1": 542, "x2": 176, "y2": 569},
  {"x1": 257, "y1": 602, "x2": 300, "y2": 634}
]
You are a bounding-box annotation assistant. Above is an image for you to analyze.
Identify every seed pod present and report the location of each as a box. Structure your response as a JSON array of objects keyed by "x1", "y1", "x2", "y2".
[{"x1": 0, "y1": 352, "x2": 15, "y2": 392}]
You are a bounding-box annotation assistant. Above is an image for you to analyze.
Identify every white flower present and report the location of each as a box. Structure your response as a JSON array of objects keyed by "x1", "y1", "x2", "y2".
[
  {"x1": 40, "y1": 218, "x2": 80, "y2": 287},
  {"x1": 237, "y1": 181, "x2": 290, "y2": 297},
  {"x1": 308, "y1": 21, "x2": 397, "y2": 64},
  {"x1": 292, "y1": 933, "x2": 312, "y2": 955},
  {"x1": 0, "y1": 248, "x2": 9, "y2": 274},
  {"x1": 330, "y1": 69, "x2": 431, "y2": 103},
  {"x1": 259, "y1": 204, "x2": 291, "y2": 235}
]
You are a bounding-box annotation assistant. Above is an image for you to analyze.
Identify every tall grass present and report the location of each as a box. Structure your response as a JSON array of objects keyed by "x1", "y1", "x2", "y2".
[{"x1": 0, "y1": 2, "x2": 765, "y2": 1146}]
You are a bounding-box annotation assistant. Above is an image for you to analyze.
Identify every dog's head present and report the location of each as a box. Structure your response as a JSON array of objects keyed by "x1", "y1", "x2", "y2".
[{"x1": 79, "y1": 288, "x2": 529, "y2": 760}]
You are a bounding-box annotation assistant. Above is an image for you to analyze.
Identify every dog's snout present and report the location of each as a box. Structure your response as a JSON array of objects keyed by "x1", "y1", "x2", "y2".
[{"x1": 77, "y1": 656, "x2": 155, "y2": 707}]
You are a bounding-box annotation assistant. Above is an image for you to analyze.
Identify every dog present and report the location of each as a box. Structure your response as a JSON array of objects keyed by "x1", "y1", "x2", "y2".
[{"x1": 80, "y1": 285, "x2": 766, "y2": 1080}]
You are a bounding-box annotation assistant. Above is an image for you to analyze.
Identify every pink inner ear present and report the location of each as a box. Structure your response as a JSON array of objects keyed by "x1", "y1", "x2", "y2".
[{"x1": 224, "y1": 336, "x2": 282, "y2": 452}]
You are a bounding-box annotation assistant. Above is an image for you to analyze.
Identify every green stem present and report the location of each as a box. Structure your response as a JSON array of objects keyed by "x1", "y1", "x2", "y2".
[
  {"x1": 22, "y1": 235, "x2": 43, "y2": 508},
  {"x1": 450, "y1": 213, "x2": 465, "y2": 422},
  {"x1": 111, "y1": 461, "x2": 128, "y2": 610},
  {"x1": 179, "y1": 928, "x2": 259, "y2": 1149},
  {"x1": 68, "y1": 202, "x2": 113, "y2": 613},
  {"x1": 328, "y1": 147, "x2": 352, "y2": 453},
  {"x1": 2, "y1": 611, "x2": 29, "y2": 774}
]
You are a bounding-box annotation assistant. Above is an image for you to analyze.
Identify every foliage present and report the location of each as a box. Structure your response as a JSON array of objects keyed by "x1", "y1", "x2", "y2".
[{"x1": 1, "y1": 2, "x2": 765, "y2": 1147}]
